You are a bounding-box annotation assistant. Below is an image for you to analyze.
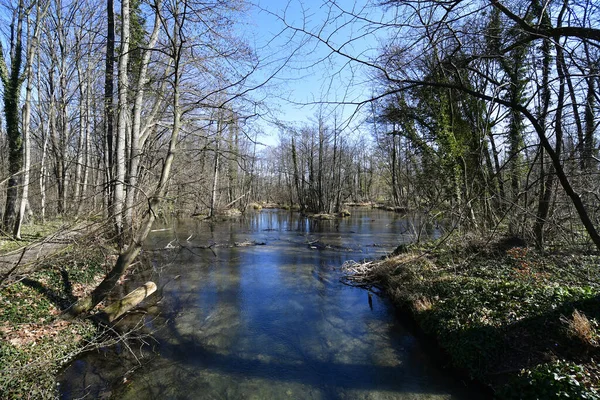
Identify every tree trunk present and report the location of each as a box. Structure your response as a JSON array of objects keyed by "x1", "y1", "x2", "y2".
[
  {"x1": 104, "y1": 0, "x2": 115, "y2": 218},
  {"x1": 533, "y1": 28, "x2": 557, "y2": 249},
  {"x1": 77, "y1": 57, "x2": 93, "y2": 217},
  {"x1": 99, "y1": 282, "x2": 157, "y2": 323},
  {"x1": 15, "y1": 3, "x2": 44, "y2": 237},
  {"x1": 37, "y1": 53, "x2": 48, "y2": 223},
  {"x1": 125, "y1": 4, "x2": 161, "y2": 232},
  {"x1": 0, "y1": 3, "x2": 25, "y2": 232},
  {"x1": 391, "y1": 131, "x2": 399, "y2": 206},
  {"x1": 291, "y1": 136, "x2": 303, "y2": 211},
  {"x1": 71, "y1": 3, "x2": 183, "y2": 316},
  {"x1": 210, "y1": 119, "x2": 221, "y2": 218},
  {"x1": 227, "y1": 113, "x2": 238, "y2": 205},
  {"x1": 74, "y1": 58, "x2": 86, "y2": 216},
  {"x1": 114, "y1": 0, "x2": 130, "y2": 239},
  {"x1": 583, "y1": 62, "x2": 596, "y2": 170}
]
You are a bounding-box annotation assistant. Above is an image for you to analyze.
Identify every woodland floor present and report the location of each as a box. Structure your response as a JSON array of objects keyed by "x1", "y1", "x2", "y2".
[
  {"x1": 0, "y1": 220, "x2": 115, "y2": 398},
  {"x1": 0, "y1": 220, "x2": 98, "y2": 277},
  {"x1": 343, "y1": 235, "x2": 600, "y2": 399}
]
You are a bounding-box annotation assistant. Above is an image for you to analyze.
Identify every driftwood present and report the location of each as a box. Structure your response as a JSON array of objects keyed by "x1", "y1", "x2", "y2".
[
  {"x1": 307, "y1": 239, "x2": 357, "y2": 252},
  {"x1": 341, "y1": 260, "x2": 379, "y2": 284},
  {"x1": 340, "y1": 260, "x2": 386, "y2": 295},
  {"x1": 170, "y1": 240, "x2": 266, "y2": 250},
  {"x1": 307, "y1": 213, "x2": 336, "y2": 220},
  {"x1": 233, "y1": 240, "x2": 266, "y2": 247},
  {"x1": 97, "y1": 282, "x2": 157, "y2": 323}
]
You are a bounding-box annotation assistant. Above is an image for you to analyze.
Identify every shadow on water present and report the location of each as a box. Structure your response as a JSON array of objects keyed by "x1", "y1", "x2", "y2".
[
  {"x1": 142, "y1": 317, "x2": 468, "y2": 395},
  {"x1": 59, "y1": 209, "x2": 482, "y2": 399}
]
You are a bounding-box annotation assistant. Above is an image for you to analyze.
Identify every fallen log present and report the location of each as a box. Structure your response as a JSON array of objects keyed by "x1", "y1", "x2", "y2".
[{"x1": 97, "y1": 282, "x2": 157, "y2": 323}]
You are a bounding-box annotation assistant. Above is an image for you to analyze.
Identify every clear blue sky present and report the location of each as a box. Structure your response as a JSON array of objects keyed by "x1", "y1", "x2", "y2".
[{"x1": 241, "y1": 0, "x2": 389, "y2": 145}]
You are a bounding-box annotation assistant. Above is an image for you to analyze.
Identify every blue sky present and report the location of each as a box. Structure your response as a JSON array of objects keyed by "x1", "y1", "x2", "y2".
[
  {"x1": 0, "y1": 0, "x2": 386, "y2": 147},
  {"x1": 241, "y1": 0, "x2": 389, "y2": 145}
]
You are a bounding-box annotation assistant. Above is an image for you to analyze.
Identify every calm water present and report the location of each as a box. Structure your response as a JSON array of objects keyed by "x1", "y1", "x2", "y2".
[{"x1": 59, "y1": 209, "x2": 477, "y2": 399}]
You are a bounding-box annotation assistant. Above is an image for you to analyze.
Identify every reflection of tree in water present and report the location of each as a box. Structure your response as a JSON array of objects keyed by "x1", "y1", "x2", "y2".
[
  {"x1": 61, "y1": 211, "x2": 481, "y2": 399},
  {"x1": 113, "y1": 322, "x2": 465, "y2": 399}
]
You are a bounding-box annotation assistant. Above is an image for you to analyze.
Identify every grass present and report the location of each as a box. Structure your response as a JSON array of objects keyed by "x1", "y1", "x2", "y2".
[
  {"x1": 345, "y1": 235, "x2": 600, "y2": 399},
  {"x1": 0, "y1": 219, "x2": 68, "y2": 254},
  {"x1": 0, "y1": 242, "x2": 110, "y2": 399},
  {"x1": 562, "y1": 310, "x2": 599, "y2": 347}
]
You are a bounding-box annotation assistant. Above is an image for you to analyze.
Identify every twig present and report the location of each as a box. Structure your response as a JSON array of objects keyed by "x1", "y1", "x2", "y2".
[{"x1": 0, "y1": 247, "x2": 28, "y2": 287}]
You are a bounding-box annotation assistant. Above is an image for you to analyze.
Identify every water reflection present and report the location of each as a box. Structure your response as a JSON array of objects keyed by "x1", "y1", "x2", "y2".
[{"x1": 60, "y1": 210, "x2": 476, "y2": 399}]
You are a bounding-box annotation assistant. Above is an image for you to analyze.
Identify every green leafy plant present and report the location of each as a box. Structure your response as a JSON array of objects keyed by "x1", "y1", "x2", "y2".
[{"x1": 500, "y1": 361, "x2": 600, "y2": 400}]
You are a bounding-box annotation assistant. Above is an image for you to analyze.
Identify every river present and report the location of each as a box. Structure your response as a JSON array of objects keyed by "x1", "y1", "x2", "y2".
[{"x1": 59, "y1": 209, "x2": 480, "y2": 399}]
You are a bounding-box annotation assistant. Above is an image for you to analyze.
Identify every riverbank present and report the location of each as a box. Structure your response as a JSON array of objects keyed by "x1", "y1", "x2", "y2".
[
  {"x1": 343, "y1": 235, "x2": 600, "y2": 399},
  {"x1": 0, "y1": 224, "x2": 113, "y2": 398}
]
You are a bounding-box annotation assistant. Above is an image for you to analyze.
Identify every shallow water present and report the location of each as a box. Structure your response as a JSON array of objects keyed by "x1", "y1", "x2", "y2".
[{"x1": 59, "y1": 209, "x2": 477, "y2": 399}]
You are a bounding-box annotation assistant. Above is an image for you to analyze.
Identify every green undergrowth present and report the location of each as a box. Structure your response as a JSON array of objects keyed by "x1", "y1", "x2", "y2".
[
  {"x1": 368, "y1": 236, "x2": 600, "y2": 399},
  {"x1": 0, "y1": 320, "x2": 97, "y2": 399},
  {"x1": 0, "y1": 244, "x2": 108, "y2": 398},
  {"x1": 0, "y1": 219, "x2": 68, "y2": 253}
]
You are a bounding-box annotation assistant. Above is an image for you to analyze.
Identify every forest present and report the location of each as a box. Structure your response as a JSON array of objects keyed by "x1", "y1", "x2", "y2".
[
  {"x1": 0, "y1": 0, "x2": 598, "y2": 260},
  {"x1": 0, "y1": 0, "x2": 599, "y2": 398}
]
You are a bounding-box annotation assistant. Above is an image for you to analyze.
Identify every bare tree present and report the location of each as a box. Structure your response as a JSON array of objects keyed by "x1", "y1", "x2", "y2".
[
  {"x1": 14, "y1": 0, "x2": 48, "y2": 238},
  {"x1": 274, "y1": 0, "x2": 600, "y2": 249},
  {"x1": 0, "y1": 0, "x2": 26, "y2": 232}
]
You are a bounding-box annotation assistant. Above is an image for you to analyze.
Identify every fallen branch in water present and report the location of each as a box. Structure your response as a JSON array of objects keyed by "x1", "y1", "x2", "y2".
[
  {"x1": 168, "y1": 240, "x2": 266, "y2": 250},
  {"x1": 96, "y1": 282, "x2": 157, "y2": 323},
  {"x1": 340, "y1": 259, "x2": 388, "y2": 295},
  {"x1": 340, "y1": 251, "x2": 426, "y2": 294},
  {"x1": 341, "y1": 260, "x2": 379, "y2": 284}
]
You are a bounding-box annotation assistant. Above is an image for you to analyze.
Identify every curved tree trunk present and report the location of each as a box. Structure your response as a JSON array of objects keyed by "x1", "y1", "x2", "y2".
[
  {"x1": 71, "y1": 3, "x2": 184, "y2": 316},
  {"x1": 124, "y1": 3, "x2": 162, "y2": 234}
]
